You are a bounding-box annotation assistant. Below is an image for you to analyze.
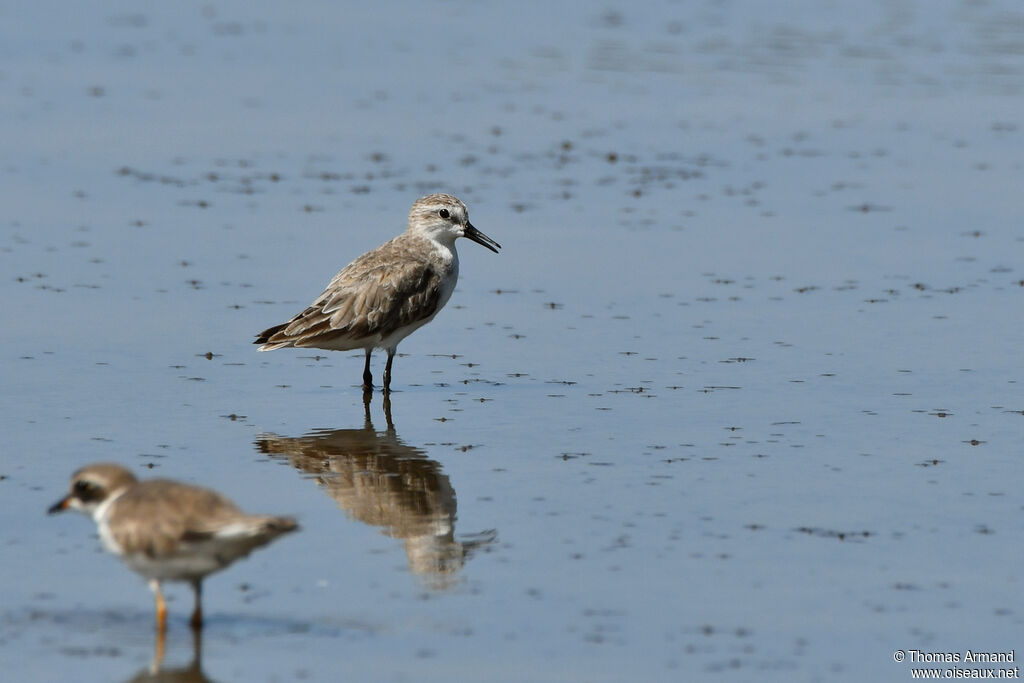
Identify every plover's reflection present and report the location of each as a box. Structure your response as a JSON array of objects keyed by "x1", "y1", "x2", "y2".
[
  {"x1": 256, "y1": 398, "x2": 495, "y2": 589},
  {"x1": 126, "y1": 629, "x2": 216, "y2": 683}
]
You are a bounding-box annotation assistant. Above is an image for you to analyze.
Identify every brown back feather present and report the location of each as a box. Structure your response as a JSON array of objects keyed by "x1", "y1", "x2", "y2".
[
  {"x1": 106, "y1": 480, "x2": 246, "y2": 558},
  {"x1": 258, "y1": 236, "x2": 447, "y2": 349}
]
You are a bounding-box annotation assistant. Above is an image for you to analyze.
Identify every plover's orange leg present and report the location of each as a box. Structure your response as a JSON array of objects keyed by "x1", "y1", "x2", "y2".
[
  {"x1": 151, "y1": 625, "x2": 166, "y2": 674},
  {"x1": 150, "y1": 579, "x2": 167, "y2": 634}
]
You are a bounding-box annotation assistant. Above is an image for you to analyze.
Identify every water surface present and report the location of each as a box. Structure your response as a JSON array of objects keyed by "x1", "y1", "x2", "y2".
[{"x1": 2, "y1": 1, "x2": 1022, "y2": 681}]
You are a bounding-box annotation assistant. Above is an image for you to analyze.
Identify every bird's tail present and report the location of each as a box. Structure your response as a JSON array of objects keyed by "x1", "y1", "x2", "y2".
[
  {"x1": 263, "y1": 516, "x2": 299, "y2": 536},
  {"x1": 254, "y1": 323, "x2": 292, "y2": 350}
]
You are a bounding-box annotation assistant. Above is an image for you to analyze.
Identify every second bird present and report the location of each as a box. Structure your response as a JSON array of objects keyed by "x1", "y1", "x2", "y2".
[{"x1": 255, "y1": 194, "x2": 501, "y2": 393}]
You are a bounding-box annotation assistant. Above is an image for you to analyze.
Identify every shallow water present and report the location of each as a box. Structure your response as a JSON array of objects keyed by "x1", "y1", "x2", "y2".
[{"x1": 2, "y1": 1, "x2": 1023, "y2": 681}]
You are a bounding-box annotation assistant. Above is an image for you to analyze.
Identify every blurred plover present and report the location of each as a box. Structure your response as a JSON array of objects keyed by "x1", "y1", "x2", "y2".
[
  {"x1": 49, "y1": 462, "x2": 298, "y2": 632},
  {"x1": 255, "y1": 193, "x2": 501, "y2": 393}
]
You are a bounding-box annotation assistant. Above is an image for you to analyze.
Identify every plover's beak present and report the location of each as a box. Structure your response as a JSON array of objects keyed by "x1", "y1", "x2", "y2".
[
  {"x1": 464, "y1": 222, "x2": 501, "y2": 254},
  {"x1": 48, "y1": 496, "x2": 71, "y2": 515}
]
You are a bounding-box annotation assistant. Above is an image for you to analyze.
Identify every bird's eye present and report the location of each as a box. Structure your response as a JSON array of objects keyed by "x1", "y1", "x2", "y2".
[
  {"x1": 438, "y1": 209, "x2": 450, "y2": 219},
  {"x1": 72, "y1": 479, "x2": 104, "y2": 502}
]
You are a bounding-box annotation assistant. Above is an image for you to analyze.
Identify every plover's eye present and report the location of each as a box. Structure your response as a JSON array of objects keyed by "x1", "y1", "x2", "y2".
[
  {"x1": 72, "y1": 480, "x2": 105, "y2": 502},
  {"x1": 438, "y1": 208, "x2": 450, "y2": 219}
]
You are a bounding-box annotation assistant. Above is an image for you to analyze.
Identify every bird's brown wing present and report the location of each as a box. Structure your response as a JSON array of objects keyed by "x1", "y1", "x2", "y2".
[
  {"x1": 106, "y1": 481, "x2": 247, "y2": 558},
  {"x1": 256, "y1": 237, "x2": 446, "y2": 350}
]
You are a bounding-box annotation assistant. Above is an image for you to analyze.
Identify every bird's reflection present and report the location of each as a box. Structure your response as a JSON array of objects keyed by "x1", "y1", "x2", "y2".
[
  {"x1": 256, "y1": 397, "x2": 495, "y2": 590},
  {"x1": 125, "y1": 629, "x2": 215, "y2": 683}
]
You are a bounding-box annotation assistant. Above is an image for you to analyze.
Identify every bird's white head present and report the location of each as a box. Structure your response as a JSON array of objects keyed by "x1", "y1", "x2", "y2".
[
  {"x1": 407, "y1": 194, "x2": 501, "y2": 253},
  {"x1": 48, "y1": 463, "x2": 138, "y2": 518}
]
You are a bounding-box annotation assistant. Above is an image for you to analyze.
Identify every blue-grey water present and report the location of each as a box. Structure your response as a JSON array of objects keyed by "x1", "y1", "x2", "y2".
[{"x1": 2, "y1": 1, "x2": 1022, "y2": 681}]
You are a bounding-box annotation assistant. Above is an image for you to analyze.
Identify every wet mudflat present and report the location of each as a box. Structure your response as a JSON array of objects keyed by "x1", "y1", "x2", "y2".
[{"x1": 2, "y1": 1, "x2": 1022, "y2": 681}]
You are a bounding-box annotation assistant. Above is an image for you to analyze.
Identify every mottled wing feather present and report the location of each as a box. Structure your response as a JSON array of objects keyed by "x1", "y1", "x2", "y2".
[{"x1": 259, "y1": 237, "x2": 445, "y2": 349}]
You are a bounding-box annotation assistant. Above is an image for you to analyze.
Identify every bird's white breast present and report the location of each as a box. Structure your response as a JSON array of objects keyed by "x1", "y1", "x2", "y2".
[
  {"x1": 435, "y1": 243, "x2": 459, "y2": 311},
  {"x1": 93, "y1": 490, "x2": 129, "y2": 556}
]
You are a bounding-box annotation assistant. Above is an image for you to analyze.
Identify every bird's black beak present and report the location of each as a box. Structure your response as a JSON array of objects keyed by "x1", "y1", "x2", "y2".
[
  {"x1": 48, "y1": 496, "x2": 71, "y2": 515},
  {"x1": 464, "y1": 222, "x2": 501, "y2": 254}
]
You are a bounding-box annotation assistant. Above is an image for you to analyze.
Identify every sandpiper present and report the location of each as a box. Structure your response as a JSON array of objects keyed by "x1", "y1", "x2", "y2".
[
  {"x1": 255, "y1": 193, "x2": 501, "y2": 393},
  {"x1": 49, "y1": 462, "x2": 298, "y2": 632}
]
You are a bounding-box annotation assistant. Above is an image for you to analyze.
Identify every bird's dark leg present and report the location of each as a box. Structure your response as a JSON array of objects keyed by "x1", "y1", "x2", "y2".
[
  {"x1": 383, "y1": 348, "x2": 395, "y2": 394},
  {"x1": 382, "y1": 393, "x2": 393, "y2": 430},
  {"x1": 185, "y1": 625, "x2": 203, "y2": 677},
  {"x1": 362, "y1": 387, "x2": 373, "y2": 420},
  {"x1": 189, "y1": 579, "x2": 203, "y2": 631},
  {"x1": 362, "y1": 349, "x2": 373, "y2": 391}
]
